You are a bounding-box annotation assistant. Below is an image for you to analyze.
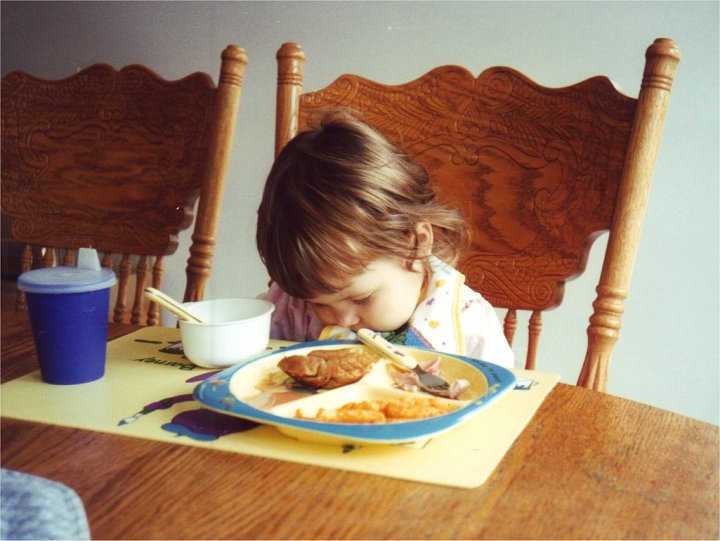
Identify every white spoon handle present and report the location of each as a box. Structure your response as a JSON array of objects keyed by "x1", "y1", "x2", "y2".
[
  {"x1": 357, "y1": 328, "x2": 417, "y2": 370},
  {"x1": 143, "y1": 287, "x2": 206, "y2": 323}
]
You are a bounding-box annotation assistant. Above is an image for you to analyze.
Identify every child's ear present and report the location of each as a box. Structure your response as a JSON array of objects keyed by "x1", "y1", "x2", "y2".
[{"x1": 415, "y1": 222, "x2": 434, "y2": 257}]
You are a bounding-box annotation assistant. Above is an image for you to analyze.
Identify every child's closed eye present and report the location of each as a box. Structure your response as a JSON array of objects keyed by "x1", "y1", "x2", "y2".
[{"x1": 352, "y1": 295, "x2": 373, "y2": 306}]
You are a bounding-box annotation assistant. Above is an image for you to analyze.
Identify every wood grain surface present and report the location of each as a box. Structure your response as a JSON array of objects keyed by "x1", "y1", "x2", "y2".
[
  {"x1": 1, "y1": 311, "x2": 717, "y2": 539},
  {"x1": 274, "y1": 39, "x2": 682, "y2": 391},
  {"x1": 1, "y1": 45, "x2": 247, "y2": 322}
]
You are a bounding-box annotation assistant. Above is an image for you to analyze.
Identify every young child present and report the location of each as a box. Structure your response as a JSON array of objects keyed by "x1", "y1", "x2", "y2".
[{"x1": 256, "y1": 110, "x2": 514, "y2": 368}]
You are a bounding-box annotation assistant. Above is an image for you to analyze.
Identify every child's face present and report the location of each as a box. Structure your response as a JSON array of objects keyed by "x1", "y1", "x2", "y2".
[{"x1": 308, "y1": 258, "x2": 425, "y2": 333}]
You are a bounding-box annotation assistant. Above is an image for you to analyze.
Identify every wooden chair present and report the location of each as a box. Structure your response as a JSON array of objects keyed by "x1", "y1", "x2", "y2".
[
  {"x1": 1, "y1": 45, "x2": 247, "y2": 325},
  {"x1": 275, "y1": 38, "x2": 680, "y2": 391}
]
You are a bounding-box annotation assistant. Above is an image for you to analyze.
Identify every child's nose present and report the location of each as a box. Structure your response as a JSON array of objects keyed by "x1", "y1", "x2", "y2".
[{"x1": 333, "y1": 306, "x2": 360, "y2": 328}]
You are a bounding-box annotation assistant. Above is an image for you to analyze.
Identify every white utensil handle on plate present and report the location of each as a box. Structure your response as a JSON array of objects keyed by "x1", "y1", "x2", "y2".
[{"x1": 357, "y1": 328, "x2": 418, "y2": 370}]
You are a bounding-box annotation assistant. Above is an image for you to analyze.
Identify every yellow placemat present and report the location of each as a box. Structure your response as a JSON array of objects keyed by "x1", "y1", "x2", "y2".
[{"x1": 1, "y1": 327, "x2": 558, "y2": 489}]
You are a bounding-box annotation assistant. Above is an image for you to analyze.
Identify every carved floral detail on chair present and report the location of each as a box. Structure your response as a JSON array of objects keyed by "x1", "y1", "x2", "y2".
[
  {"x1": 298, "y1": 66, "x2": 636, "y2": 310},
  {"x1": 1, "y1": 65, "x2": 215, "y2": 255}
]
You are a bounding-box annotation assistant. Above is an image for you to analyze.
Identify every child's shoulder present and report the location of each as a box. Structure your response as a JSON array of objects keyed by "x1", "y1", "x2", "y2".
[{"x1": 459, "y1": 282, "x2": 496, "y2": 313}]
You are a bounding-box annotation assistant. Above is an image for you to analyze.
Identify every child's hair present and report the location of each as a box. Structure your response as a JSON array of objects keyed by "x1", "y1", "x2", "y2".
[{"x1": 256, "y1": 109, "x2": 469, "y2": 299}]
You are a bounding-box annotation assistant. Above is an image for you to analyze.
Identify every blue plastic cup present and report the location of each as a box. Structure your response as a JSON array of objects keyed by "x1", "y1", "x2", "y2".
[{"x1": 18, "y1": 260, "x2": 117, "y2": 385}]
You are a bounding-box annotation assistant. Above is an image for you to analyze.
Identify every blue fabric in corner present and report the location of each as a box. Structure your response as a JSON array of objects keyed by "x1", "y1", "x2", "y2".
[{"x1": 0, "y1": 469, "x2": 90, "y2": 540}]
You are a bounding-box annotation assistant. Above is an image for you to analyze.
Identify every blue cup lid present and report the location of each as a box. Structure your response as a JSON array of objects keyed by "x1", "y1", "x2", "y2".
[{"x1": 18, "y1": 266, "x2": 117, "y2": 294}]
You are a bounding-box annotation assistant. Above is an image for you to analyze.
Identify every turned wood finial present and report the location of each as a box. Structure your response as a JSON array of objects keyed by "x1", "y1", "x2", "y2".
[
  {"x1": 647, "y1": 38, "x2": 681, "y2": 61},
  {"x1": 223, "y1": 44, "x2": 249, "y2": 62},
  {"x1": 219, "y1": 45, "x2": 248, "y2": 86},
  {"x1": 277, "y1": 42, "x2": 306, "y2": 65},
  {"x1": 275, "y1": 43, "x2": 306, "y2": 158},
  {"x1": 643, "y1": 38, "x2": 681, "y2": 91},
  {"x1": 276, "y1": 42, "x2": 305, "y2": 89}
]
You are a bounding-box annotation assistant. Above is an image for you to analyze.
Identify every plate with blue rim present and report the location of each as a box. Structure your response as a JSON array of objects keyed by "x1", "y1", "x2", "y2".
[{"x1": 193, "y1": 340, "x2": 516, "y2": 446}]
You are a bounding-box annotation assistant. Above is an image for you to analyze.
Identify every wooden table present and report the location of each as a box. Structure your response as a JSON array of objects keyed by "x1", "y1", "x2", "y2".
[{"x1": 1, "y1": 311, "x2": 718, "y2": 539}]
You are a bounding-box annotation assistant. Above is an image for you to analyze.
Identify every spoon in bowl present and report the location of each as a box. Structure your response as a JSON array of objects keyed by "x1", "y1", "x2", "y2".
[{"x1": 143, "y1": 287, "x2": 206, "y2": 323}]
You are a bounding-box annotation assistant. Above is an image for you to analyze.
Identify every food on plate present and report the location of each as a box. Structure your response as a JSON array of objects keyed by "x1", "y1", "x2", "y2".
[
  {"x1": 389, "y1": 357, "x2": 471, "y2": 399},
  {"x1": 295, "y1": 396, "x2": 460, "y2": 423},
  {"x1": 278, "y1": 348, "x2": 374, "y2": 390}
]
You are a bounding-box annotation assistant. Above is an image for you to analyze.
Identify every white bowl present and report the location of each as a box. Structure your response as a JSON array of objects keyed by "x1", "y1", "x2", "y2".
[{"x1": 178, "y1": 298, "x2": 275, "y2": 368}]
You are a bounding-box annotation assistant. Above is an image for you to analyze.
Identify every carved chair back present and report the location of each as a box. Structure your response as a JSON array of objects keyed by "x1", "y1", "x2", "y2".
[
  {"x1": 274, "y1": 39, "x2": 680, "y2": 390},
  {"x1": 2, "y1": 45, "x2": 247, "y2": 325}
]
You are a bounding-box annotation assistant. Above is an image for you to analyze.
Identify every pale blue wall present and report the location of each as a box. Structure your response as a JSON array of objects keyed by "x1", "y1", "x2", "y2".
[{"x1": 2, "y1": 1, "x2": 718, "y2": 425}]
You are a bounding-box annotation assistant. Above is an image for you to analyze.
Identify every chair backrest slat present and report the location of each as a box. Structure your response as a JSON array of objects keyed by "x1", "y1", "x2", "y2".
[{"x1": 503, "y1": 309, "x2": 518, "y2": 348}]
